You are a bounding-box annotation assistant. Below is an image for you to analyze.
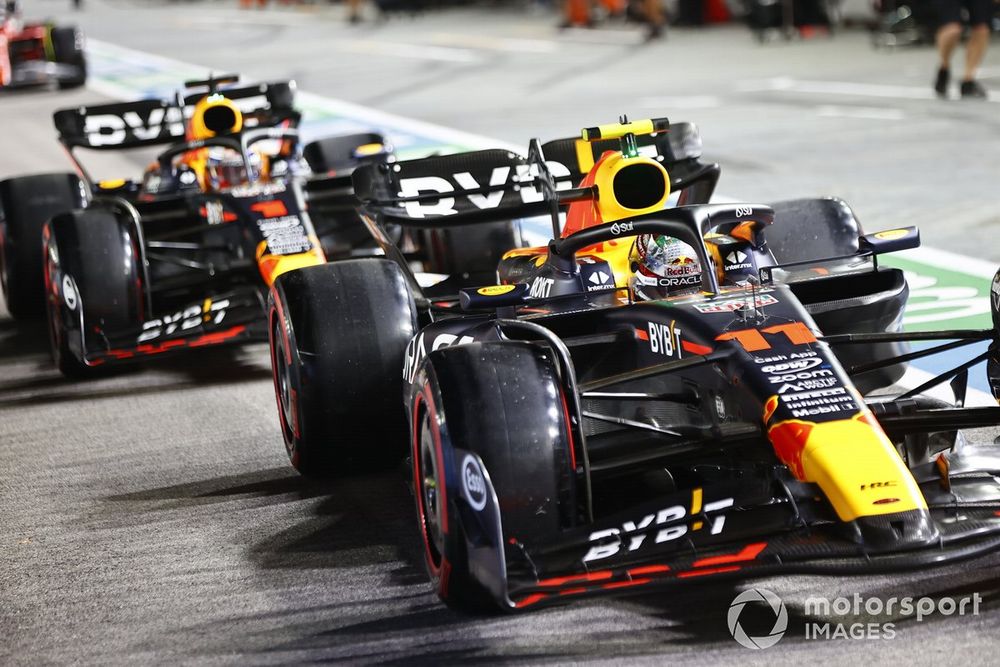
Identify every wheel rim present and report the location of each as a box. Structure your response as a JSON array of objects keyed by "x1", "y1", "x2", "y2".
[
  {"x1": 0, "y1": 234, "x2": 9, "y2": 300},
  {"x1": 270, "y1": 314, "x2": 296, "y2": 452},
  {"x1": 417, "y1": 408, "x2": 444, "y2": 569},
  {"x1": 275, "y1": 337, "x2": 293, "y2": 428},
  {"x1": 42, "y1": 239, "x2": 64, "y2": 362}
]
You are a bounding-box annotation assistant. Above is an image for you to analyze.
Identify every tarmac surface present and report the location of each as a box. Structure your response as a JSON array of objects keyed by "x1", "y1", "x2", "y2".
[{"x1": 2, "y1": 0, "x2": 1000, "y2": 664}]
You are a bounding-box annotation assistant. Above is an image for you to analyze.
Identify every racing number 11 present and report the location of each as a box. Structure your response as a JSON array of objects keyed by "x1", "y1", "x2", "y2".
[{"x1": 715, "y1": 322, "x2": 817, "y2": 352}]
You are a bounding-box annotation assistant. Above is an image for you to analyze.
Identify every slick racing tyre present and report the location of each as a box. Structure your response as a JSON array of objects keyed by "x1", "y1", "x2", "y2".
[
  {"x1": 422, "y1": 223, "x2": 521, "y2": 284},
  {"x1": 302, "y1": 132, "x2": 389, "y2": 174},
  {"x1": 765, "y1": 197, "x2": 861, "y2": 264},
  {"x1": 268, "y1": 258, "x2": 418, "y2": 476},
  {"x1": 410, "y1": 342, "x2": 577, "y2": 611},
  {"x1": 50, "y1": 26, "x2": 88, "y2": 89},
  {"x1": 0, "y1": 173, "x2": 86, "y2": 320},
  {"x1": 43, "y1": 209, "x2": 145, "y2": 378}
]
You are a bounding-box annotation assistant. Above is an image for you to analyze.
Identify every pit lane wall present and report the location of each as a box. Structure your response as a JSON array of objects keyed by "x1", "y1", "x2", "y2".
[{"x1": 85, "y1": 38, "x2": 996, "y2": 396}]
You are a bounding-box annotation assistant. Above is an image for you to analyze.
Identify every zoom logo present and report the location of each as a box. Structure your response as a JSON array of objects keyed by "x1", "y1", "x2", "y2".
[{"x1": 728, "y1": 588, "x2": 788, "y2": 650}]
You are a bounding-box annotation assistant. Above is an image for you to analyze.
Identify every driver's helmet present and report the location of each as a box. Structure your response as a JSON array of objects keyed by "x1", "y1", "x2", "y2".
[
  {"x1": 629, "y1": 234, "x2": 703, "y2": 301},
  {"x1": 176, "y1": 94, "x2": 251, "y2": 192},
  {"x1": 203, "y1": 147, "x2": 259, "y2": 191}
]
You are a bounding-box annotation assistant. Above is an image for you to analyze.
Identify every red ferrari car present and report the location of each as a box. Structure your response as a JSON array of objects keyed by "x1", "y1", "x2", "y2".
[{"x1": 0, "y1": 1, "x2": 86, "y2": 89}]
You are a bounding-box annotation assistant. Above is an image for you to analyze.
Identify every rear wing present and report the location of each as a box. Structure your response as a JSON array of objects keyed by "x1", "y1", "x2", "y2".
[
  {"x1": 53, "y1": 81, "x2": 298, "y2": 150},
  {"x1": 351, "y1": 121, "x2": 719, "y2": 228},
  {"x1": 351, "y1": 148, "x2": 552, "y2": 227}
]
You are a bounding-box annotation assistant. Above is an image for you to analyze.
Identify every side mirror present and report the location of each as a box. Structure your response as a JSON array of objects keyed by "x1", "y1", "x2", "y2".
[
  {"x1": 859, "y1": 226, "x2": 920, "y2": 255},
  {"x1": 459, "y1": 284, "x2": 530, "y2": 311}
]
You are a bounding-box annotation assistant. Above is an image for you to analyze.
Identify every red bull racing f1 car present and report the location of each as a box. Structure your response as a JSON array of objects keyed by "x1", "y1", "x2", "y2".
[
  {"x1": 268, "y1": 117, "x2": 1000, "y2": 611},
  {"x1": 0, "y1": 74, "x2": 391, "y2": 376}
]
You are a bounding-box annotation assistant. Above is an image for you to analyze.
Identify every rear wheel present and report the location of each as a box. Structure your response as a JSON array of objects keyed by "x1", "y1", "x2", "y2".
[
  {"x1": 768, "y1": 197, "x2": 909, "y2": 393},
  {"x1": 44, "y1": 209, "x2": 144, "y2": 378},
  {"x1": 421, "y1": 224, "x2": 521, "y2": 285},
  {"x1": 766, "y1": 197, "x2": 861, "y2": 264},
  {"x1": 302, "y1": 132, "x2": 390, "y2": 174},
  {"x1": 0, "y1": 173, "x2": 85, "y2": 319},
  {"x1": 411, "y1": 342, "x2": 577, "y2": 611},
  {"x1": 51, "y1": 26, "x2": 87, "y2": 90},
  {"x1": 268, "y1": 258, "x2": 417, "y2": 476}
]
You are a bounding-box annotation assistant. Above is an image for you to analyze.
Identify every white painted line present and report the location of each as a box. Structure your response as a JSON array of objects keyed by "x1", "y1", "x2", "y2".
[
  {"x1": 85, "y1": 39, "x2": 204, "y2": 74},
  {"x1": 638, "y1": 96, "x2": 721, "y2": 110},
  {"x1": 816, "y1": 105, "x2": 905, "y2": 121},
  {"x1": 897, "y1": 246, "x2": 999, "y2": 280},
  {"x1": 85, "y1": 74, "x2": 147, "y2": 103},
  {"x1": 296, "y1": 91, "x2": 520, "y2": 152},
  {"x1": 171, "y1": 13, "x2": 324, "y2": 28},
  {"x1": 333, "y1": 40, "x2": 482, "y2": 64},
  {"x1": 900, "y1": 365, "x2": 995, "y2": 407},
  {"x1": 427, "y1": 32, "x2": 559, "y2": 54},
  {"x1": 557, "y1": 27, "x2": 645, "y2": 45},
  {"x1": 740, "y1": 76, "x2": 1000, "y2": 103}
]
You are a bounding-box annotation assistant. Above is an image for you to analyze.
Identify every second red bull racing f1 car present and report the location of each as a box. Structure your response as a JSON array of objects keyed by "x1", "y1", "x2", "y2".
[
  {"x1": 268, "y1": 117, "x2": 1000, "y2": 611},
  {"x1": 0, "y1": 74, "x2": 392, "y2": 376}
]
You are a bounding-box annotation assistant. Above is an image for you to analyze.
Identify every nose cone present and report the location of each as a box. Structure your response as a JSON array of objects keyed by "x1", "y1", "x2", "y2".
[
  {"x1": 850, "y1": 509, "x2": 940, "y2": 552},
  {"x1": 768, "y1": 412, "x2": 929, "y2": 523}
]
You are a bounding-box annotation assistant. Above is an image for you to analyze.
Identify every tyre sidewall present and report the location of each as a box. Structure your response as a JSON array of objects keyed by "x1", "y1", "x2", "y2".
[
  {"x1": 409, "y1": 342, "x2": 577, "y2": 610},
  {"x1": 268, "y1": 278, "x2": 307, "y2": 468},
  {"x1": 44, "y1": 209, "x2": 144, "y2": 375},
  {"x1": 0, "y1": 173, "x2": 85, "y2": 319},
  {"x1": 268, "y1": 259, "x2": 418, "y2": 475},
  {"x1": 50, "y1": 26, "x2": 87, "y2": 88}
]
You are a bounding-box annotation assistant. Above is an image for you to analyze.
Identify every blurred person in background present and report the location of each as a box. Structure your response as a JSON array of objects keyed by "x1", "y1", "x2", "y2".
[
  {"x1": 560, "y1": 0, "x2": 597, "y2": 29},
  {"x1": 347, "y1": 0, "x2": 363, "y2": 23},
  {"x1": 932, "y1": 0, "x2": 991, "y2": 98},
  {"x1": 560, "y1": 0, "x2": 664, "y2": 39},
  {"x1": 239, "y1": 0, "x2": 304, "y2": 7},
  {"x1": 643, "y1": 0, "x2": 665, "y2": 38}
]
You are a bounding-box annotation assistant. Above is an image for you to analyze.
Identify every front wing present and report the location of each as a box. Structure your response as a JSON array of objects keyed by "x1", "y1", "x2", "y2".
[
  {"x1": 6, "y1": 59, "x2": 84, "y2": 88},
  {"x1": 456, "y1": 444, "x2": 1000, "y2": 610},
  {"x1": 71, "y1": 287, "x2": 267, "y2": 368}
]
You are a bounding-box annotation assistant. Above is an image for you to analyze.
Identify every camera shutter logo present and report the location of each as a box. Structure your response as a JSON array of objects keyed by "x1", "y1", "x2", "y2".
[{"x1": 728, "y1": 588, "x2": 788, "y2": 649}]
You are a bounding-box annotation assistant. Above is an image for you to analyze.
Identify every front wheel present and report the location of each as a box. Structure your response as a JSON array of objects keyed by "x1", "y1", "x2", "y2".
[
  {"x1": 43, "y1": 209, "x2": 145, "y2": 378},
  {"x1": 268, "y1": 258, "x2": 417, "y2": 476},
  {"x1": 410, "y1": 342, "x2": 578, "y2": 611},
  {"x1": 766, "y1": 197, "x2": 861, "y2": 264}
]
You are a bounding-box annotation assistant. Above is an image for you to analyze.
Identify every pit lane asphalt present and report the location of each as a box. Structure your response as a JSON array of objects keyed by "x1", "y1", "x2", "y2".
[{"x1": 3, "y1": 2, "x2": 1000, "y2": 664}]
